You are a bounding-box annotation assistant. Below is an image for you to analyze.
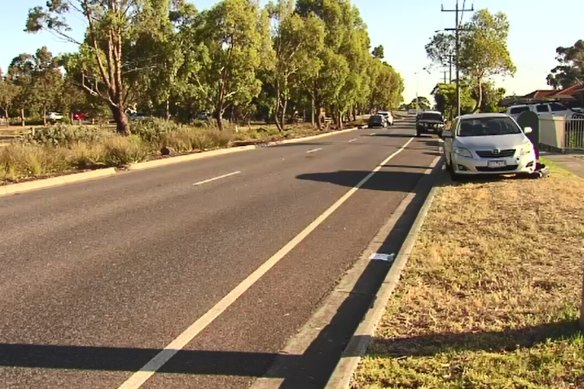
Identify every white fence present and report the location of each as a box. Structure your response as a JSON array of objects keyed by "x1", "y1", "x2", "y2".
[{"x1": 539, "y1": 116, "x2": 584, "y2": 151}]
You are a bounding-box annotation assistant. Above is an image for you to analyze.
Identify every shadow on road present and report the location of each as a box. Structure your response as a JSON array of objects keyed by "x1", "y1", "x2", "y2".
[
  {"x1": 296, "y1": 170, "x2": 427, "y2": 192},
  {"x1": 0, "y1": 159, "x2": 444, "y2": 387}
]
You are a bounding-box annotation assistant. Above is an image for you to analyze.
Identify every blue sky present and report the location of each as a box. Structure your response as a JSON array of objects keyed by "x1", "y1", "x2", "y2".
[{"x1": 2, "y1": 1, "x2": 582, "y2": 103}]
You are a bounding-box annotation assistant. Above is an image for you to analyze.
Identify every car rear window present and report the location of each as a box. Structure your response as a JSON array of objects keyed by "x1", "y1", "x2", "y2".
[{"x1": 510, "y1": 106, "x2": 529, "y2": 114}]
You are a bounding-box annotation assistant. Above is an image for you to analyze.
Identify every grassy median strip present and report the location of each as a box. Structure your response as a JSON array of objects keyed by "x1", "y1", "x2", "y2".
[{"x1": 352, "y1": 163, "x2": 584, "y2": 388}]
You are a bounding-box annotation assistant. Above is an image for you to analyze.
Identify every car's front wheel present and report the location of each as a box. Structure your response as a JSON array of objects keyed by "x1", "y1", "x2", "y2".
[{"x1": 449, "y1": 156, "x2": 462, "y2": 181}]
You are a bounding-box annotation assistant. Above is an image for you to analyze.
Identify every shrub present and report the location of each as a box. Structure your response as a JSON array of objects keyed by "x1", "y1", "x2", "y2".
[
  {"x1": 0, "y1": 144, "x2": 73, "y2": 181},
  {"x1": 206, "y1": 129, "x2": 232, "y2": 148},
  {"x1": 102, "y1": 136, "x2": 148, "y2": 167},
  {"x1": 131, "y1": 118, "x2": 182, "y2": 143},
  {"x1": 69, "y1": 143, "x2": 106, "y2": 169},
  {"x1": 23, "y1": 124, "x2": 112, "y2": 147}
]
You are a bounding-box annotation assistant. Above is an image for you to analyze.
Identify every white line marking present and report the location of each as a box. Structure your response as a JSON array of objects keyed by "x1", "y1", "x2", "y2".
[
  {"x1": 306, "y1": 148, "x2": 323, "y2": 154},
  {"x1": 369, "y1": 133, "x2": 376, "y2": 136},
  {"x1": 192, "y1": 171, "x2": 241, "y2": 186},
  {"x1": 118, "y1": 137, "x2": 415, "y2": 389},
  {"x1": 348, "y1": 138, "x2": 358, "y2": 143}
]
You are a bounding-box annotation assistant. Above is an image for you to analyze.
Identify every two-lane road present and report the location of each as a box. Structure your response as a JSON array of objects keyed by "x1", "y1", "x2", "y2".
[{"x1": 0, "y1": 118, "x2": 440, "y2": 388}]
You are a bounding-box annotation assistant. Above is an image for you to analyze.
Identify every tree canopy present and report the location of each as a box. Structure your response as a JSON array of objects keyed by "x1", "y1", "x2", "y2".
[{"x1": 17, "y1": 0, "x2": 405, "y2": 131}]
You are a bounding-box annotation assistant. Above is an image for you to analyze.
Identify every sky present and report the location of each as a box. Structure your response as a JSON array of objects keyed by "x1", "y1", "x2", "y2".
[{"x1": 1, "y1": 0, "x2": 582, "y2": 104}]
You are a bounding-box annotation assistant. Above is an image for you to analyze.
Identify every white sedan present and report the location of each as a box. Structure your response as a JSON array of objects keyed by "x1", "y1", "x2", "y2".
[{"x1": 442, "y1": 113, "x2": 536, "y2": 179}]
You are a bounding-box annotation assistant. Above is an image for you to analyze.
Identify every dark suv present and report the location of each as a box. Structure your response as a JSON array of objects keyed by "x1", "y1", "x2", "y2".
[
  {"x1": 416, "y1": 111, "x2": 445, "y2": 137},
  {"x1": 368, "y1": 114, "x2": 387, "y2": 128}
]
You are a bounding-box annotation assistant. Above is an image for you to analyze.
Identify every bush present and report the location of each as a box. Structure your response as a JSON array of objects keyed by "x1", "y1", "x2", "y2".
[
  {"x1": 131, "y1": 118, "x2": 182, "y2": 143},
  {"x1": 0, "y1": 144, "x2": 73, "y2": 182},
  {"x1": 102, "y1": 136, "x2": 148, "y2": 167},
  {"x1": 69, "y1": 143, "x2": 106, "y2": 169},
  {"x1": 23, "y1": 124, "x2": 112, "y2": 147}
]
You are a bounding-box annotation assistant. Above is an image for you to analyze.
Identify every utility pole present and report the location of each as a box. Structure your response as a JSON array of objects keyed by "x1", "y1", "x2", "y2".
[{"x1": 442, "y1": 0, "x2": 473, "y2": 118}]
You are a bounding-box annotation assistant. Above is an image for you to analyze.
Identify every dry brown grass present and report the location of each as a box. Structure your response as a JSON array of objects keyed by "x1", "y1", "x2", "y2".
[{"x1": 353, "y1": 164, "x2": 584, "y2": 389}]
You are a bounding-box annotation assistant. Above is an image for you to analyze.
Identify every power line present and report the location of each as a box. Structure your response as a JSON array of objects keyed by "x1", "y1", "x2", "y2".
[{"x1": 441, "y1": 0, "x2": 474, "y2": 118}]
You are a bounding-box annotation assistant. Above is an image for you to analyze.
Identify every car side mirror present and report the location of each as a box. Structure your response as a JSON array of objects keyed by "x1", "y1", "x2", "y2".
[{"x1": 441, "y1": 130, "x2": 453, "y2": 139}]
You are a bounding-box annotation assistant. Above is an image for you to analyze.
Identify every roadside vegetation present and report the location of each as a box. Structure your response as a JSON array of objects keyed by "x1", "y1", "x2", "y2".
[
  {"x1": 352, "y1": 164, "x2": 584, "y2": 388},
  {"x1": 0, "y1": 119, "x2": 340, "y2": 183}
]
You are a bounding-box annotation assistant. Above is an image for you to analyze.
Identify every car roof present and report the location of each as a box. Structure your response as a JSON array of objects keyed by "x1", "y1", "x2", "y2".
[
  {"x1": 457, "y1": 113, "x2": 511, "y2": 120},
  {"x1": 419, "y1": 111, "x2": 442, "y2": 115}
]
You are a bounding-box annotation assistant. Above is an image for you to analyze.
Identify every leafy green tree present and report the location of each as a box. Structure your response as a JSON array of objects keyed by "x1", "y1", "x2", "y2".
[
  {"x1": 196, "y1": 0, "x2": 274, "y2": 130},
  {"x1": 0, "y1": 73, "x2": 20, "y2": 120},
  {"x1": 547, "y1": 39, "x2": 584, "y2": 89},
  {"x1": 425, "y1": 32, "x2": 455, "y2": 69},
  {"x1": 26, "y1": 0, "x2": 176, "y2": 134},
  {"x1": 433, "y1": 82, "x2": 475, "y2": 118},
  {"x1": 268, "y1": 0, "x2": 325, "y2": 131},
  {"x1": 7, "y1": 53, "x2": 38, "y2": 125},
  {"x1": 459, "y1": 9, "x2": 515, "y2": 112},
  {"x1": 372, "y1": 45, "x2": 385, "y2": 59}
]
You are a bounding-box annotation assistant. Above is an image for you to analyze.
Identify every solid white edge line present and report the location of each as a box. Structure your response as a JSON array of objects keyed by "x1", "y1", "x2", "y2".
[
  {"x1": 306, "y1": 148, "x2": 323, "y2": 154},
  {"x1": 348, "y1": 139, "x2": 357, "y2": 143},
  {"x1": 192, "y1": 171, "x2": 241, "y2": 186},
  {"x1": 117, "y1": 137, "x2": 415, "y2": 389}
]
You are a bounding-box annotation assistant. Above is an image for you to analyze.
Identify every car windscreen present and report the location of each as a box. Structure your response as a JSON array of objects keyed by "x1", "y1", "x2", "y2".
[
  {"x1": 458, "y1": 117, "x2": 522, "y2": 137},
  {"x1": 369, "y1": 115, "x2": 383, "y2": 121},
  {"x1": 419, "y1": 113, "x2": 443, "y2": 121}
]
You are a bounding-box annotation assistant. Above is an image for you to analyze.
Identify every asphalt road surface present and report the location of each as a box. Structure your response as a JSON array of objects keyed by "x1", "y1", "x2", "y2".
[{"x1": 0, "y1": 118, "x2": 440, "y2": 388}]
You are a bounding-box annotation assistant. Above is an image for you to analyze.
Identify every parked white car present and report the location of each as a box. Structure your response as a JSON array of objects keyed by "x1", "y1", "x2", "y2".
[
  {"x1": 377, "y1": 111, "x2": 394, "y2": 126},
  {"x1": 46, "y1": 112, "x2": 64, "y2": 121},
  {"x1": 506, "y1": 102, "x2": 579, "y2": 121},
  {"x1": 442, "y1": 113, "x2": 536, "y2": 179}
]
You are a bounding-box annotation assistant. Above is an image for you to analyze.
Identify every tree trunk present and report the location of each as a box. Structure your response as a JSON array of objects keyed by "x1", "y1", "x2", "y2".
[
  {"x1": 274, "y1": 80, "x2": 284, "y2": 132},
  {"x1": 20, "y1": 108, "x2": 25, "y2": 127},
  {"x1": 475, "y1": 79, "x2": 483, "y2": 113},
  {"x1": 166, "y1": 99, "x2": 171, "y2": 121},
  {"x1": 281, "y1": 96, "x2": 288, "y2": 132},
  {"x1": 43, "y1": 106, "x2": 47, "y2": 126},
  {"x1": 110, "y1": 105, "x2": 130, "y2": 135},
  {"x1": 311, "y1": 94, "x2": 316, "y2": 128}
]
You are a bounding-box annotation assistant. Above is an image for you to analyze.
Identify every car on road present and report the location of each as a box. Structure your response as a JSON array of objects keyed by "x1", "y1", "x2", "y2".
[
  {"x1": 377, "y1": 111, "x2": 394, "y2": 126},
  {"x1": 442, "y1": 113, "x2": 536, "y2": 179},
  {"x1": 368, "y1": 114, "x2": 387, "y2": 128},
  {"x1": 415, "y1": 111, "x2": 444, "y2": 137},
  {"x1": 46, "y1": 112, "x2": 63, "y2": 122}
]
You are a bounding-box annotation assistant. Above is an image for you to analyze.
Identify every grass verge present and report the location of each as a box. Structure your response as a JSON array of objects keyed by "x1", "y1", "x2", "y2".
[{"x1": 352, "y1": 167, "x2": 584, "y2": 389}]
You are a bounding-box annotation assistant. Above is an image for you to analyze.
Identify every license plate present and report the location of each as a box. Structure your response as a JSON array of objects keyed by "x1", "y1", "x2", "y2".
[{"x1": 488, "y1": 160, "x2": 506, "y2": 168}]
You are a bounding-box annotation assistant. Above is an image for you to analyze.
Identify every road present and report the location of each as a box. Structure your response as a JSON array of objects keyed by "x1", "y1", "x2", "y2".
[{"x1": 0, "y1": 118, "x2": 440, "y2": 388}]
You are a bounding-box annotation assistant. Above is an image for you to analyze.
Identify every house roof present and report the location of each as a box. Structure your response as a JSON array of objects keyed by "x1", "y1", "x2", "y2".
[
  {"x1": 523, "y1": 90, "x2": 557, "y2": 99},
  {"x1": 552, "y1": 82, "x2": 584, "y2": 99}
]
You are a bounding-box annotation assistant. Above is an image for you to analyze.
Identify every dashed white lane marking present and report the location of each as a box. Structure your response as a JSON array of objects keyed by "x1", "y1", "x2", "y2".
[
  {"x1": 306, "y1": 148, "x2": 323, "y2": 154},
  {"x1": 192, "y1": 171, "x2": 241, "y2": 186},
  {"x1": 348, "y1": 138, "x2": 358, "y2": 143},
  {"x1": 117, "y1": 137, "x2": 415, "y2": 389},
  {"x1": 369, "y1": 133, "x2": 376, "y2": 136}
]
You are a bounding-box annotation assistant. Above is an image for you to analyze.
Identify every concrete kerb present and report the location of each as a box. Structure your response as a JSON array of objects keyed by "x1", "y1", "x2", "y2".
[
  {"x1": 325, "y1": 159, "x2": 444, "y2": 389},
  {"x1": 0, "y1": 168, "x2": 117, "y2": 198}
]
